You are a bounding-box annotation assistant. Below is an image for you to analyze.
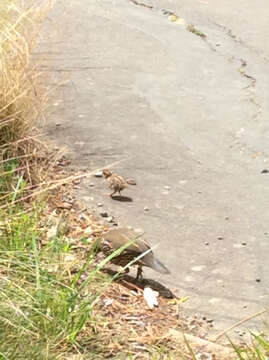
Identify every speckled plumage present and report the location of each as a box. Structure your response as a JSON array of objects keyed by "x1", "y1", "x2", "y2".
[
  {"x1": 101, "y1": 228, "x2": 170, "y2": 280},
  {"x1": 102, "y1": 169, "x2": 128, "y2": 197}
]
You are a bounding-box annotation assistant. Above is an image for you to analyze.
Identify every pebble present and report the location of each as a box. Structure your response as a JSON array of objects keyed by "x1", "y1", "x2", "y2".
[
  {"x1": 97, "y1": 203, "x2": 103, "y2": 207},
  {"x1": 107, "y1": 216, "x2": 114, "y2": 223},
  {"x1": 55, "y1": 123, "x2": 61, "y2": 126},
  {"x1": 89, "y1": 183, "x2": 95, "y2": 187},
  {"x1": 233, "y1": 243, "x2": 246, "y2": 248},
  {"x1": 206, "y1": 318, "x2": 214, "y2": 324},
  {"x1": 84, "y1": 226, "x2": 92, "y2": 234},
  {"x1": 144, "y1": 206, "x2": 150, "y2": 211},
  {"x1": 217, "y1": 236, "x2": 223, "y2": 240},
  {"x1": 164, "y1": 185, "x2": 171, "y2": 190},
  {"x1": 241, "y1": 242, "x2": 247, "y2": 246},
  {"x1": 255, "y1": 278, "x2": 261, "y2": 283},
  {"x1": 204, "y1": 241, "x2": 209, "y2": 246},
  {"x1": 261, "y1": 169, "x2": 269, "y2": 174},
  {"x1": 94, "y1": 171, "x2": 103, "y2": 177},
  {"x1": 100, "y1": 211, "x2": 108, "y2": 218},
  {"x1": 191, "y1": 265, "x2": 206, "y2": 272}
]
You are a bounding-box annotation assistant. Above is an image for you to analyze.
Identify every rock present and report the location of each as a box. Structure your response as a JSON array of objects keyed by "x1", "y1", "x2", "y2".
[
  {"x1": 89, "y1": 183, "x2": 95, "y2": 187},
  {"x1": 97, "y1": 203, "x2": 103, "y2": 207},
  {"x1": 164, "y1": 185, "x2": 171, "y2": 190},
  {"x1": 144, "y1": 206, "x2": 150, "y2": 211},
  {"x1": 100, "y1": 211, "x2": 108, "y2": 218},
  {"x1": 107, "y1": 216, "x2": 114, "y2": 223},
  {"x1": 261, "y1": 169, "x2": 269, "y2": 174},
  {"x1": 204, "y1": 242, "x2": 209, "y2": 246},
  {"x1": 84, "y1": 226, "x2": 92, "y2": 234},
  {"x1": 217, "y1": 236, "x2": 223, "y2": 240},
  {"x1": 255, "y1": 278, "x2": 261, "y2": 283},
  {"x1": 94, "y1": 171, "x2": 103, "y2": 177}
]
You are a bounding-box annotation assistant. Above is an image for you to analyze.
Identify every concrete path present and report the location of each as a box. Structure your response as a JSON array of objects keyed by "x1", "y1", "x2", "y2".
[{"x1": 40, "y1": 0, "x2": 269, "y2": 334}]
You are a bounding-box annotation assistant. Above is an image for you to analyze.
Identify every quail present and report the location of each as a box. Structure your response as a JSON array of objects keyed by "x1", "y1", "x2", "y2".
[
  {"x1": 102, "y1": 169, "x2": 135, "y2": 197},
  {"x1": 100, "y1": 228, "x2": 170, "y2": 280}
]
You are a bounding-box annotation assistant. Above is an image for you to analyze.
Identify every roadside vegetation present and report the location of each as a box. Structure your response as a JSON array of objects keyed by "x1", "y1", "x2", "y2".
[{"x1": 0, "y1": 1, "x2": 268, "y2": 359}]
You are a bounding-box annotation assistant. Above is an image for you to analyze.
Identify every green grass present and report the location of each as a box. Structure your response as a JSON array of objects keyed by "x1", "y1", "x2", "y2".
[
  {"x1": 0, "y1": 207, "x2": 107, "y2": 359},
  {"x1": 187, "y1": 24, "x2": 206, "y2": 38},
  {"x1": 227, "y1": 331, "x2": 269, "y2": 360}
]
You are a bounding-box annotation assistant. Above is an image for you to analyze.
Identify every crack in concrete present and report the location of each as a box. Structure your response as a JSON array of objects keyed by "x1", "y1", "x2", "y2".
[
  {"x1": 129, "y1": 0, "x2": 153, "y2": 10},
  {"x1": 239, "y1": 59, "x2": 256, "y2": 88},
  {"x1": 127, "y1": 0, "x2": 262, "y2": 121},
  {"x1": 210, "y1": 20, "x2": 269, "y2": 63}
]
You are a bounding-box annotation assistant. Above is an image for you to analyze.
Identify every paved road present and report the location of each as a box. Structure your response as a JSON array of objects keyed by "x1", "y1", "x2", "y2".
[{"x1": 41, "y1": 0, "x2": 269, "y2": 334}]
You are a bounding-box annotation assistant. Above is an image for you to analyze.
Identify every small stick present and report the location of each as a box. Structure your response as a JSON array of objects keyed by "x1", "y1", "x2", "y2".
[
  {"x1": 0, "y1": 158, "x2": 131, "y2": 209},
  {"x1": 212, "y1": 309, "x2": 267, "y2": 341}
]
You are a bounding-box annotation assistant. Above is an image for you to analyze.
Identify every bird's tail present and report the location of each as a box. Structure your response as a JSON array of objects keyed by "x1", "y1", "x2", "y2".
[{"x1": 151, "y1": 258, "x2": 170, "y2": 274}]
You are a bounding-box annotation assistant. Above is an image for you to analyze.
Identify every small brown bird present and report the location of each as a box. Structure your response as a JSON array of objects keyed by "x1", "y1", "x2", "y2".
[
  {"x1": 102, "y1": 169, "x2": 135, "y2": 197},
  {"x1": 101, "y1": 228, "x2": 170, "y2": 280}
]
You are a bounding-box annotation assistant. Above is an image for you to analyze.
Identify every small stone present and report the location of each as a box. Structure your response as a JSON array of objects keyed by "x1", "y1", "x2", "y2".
[
  {"x1": 107, "y1": 216, "x2": 114, "y2": 223},
  {"x1": 217, "y1": 236, "x2": 223, "y2": 240},
  {"x1": 100, "y1": 211, "x2": 108, "y2": 218},
  {"x1": 144, "y1": 206, "x2": 150, "y2": 211},
  {"x1": 225, "y1": 217, "x2": 229, "y2": 220},
  {"x1": 204, "y1": 241, "x2": 209, "y2": 245},
  {"x1": 97, "y1": 203, "x2": 103, "y2": 207},
  {"x1": 216, "y1": 43, "x2": 221, "y2": 46},
  {"x1": 191, "y1": 265, "x2": 206, "y2": 272},
  {"x1": 94, "y1": 171, "x2": 103, "y2": 177},
  {"x1": 206, "y1": 318, "x2": 214, "y2": 323},
  {"x1": 261, "y1": 169, "x2": 269, "y2": 174},
  {"x1": 56, "y1": 123, "x2": 61, "y2": 126},
  {"x1": 241, "y1": 242, "x2": 247, "y2": 246},
  {"x1": 89, "y1": 183, "x2": 95, "y2": 187},
  {"x1": 164, "y1": 185, "x2": 171, "y2": 190},
  {"x1": 255, "y1": 278, "x2": 261, "y2": 283},
  {"x1": 134, "y1": 228, "x2": 144, "y2": 235}
]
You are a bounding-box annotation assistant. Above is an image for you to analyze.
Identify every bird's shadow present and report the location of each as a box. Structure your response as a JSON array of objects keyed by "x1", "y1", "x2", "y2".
[
  {"x1": 111, "y1": 195, "x2": 133, "y2": 202},
  {"x1": 103, "y1": 268, "x2": 175, "y2": 299}
]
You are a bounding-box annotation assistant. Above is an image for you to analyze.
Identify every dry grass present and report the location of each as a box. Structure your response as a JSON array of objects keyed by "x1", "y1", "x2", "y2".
[{"x1": 0, "y1": 0, "x2": 54, "y2": 203}]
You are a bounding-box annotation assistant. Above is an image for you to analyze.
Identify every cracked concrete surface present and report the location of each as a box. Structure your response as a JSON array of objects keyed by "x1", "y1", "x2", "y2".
[{"x1": 40, "y1": 0, "x2": 269, "y2": 334}]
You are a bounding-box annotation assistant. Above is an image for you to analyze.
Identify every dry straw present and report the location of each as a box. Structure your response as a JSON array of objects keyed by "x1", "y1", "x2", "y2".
[{"x1": 0, "y1": 1, "x2": 54, "y2": 202}]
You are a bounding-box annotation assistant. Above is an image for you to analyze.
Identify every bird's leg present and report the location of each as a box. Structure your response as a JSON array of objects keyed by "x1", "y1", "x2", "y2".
[
  {"x1": 135, "y1": 265, "x2": 143, "y2": 281},
  {"x1": 109, "y1": 190, "x2": 117, "y2": 198}
]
